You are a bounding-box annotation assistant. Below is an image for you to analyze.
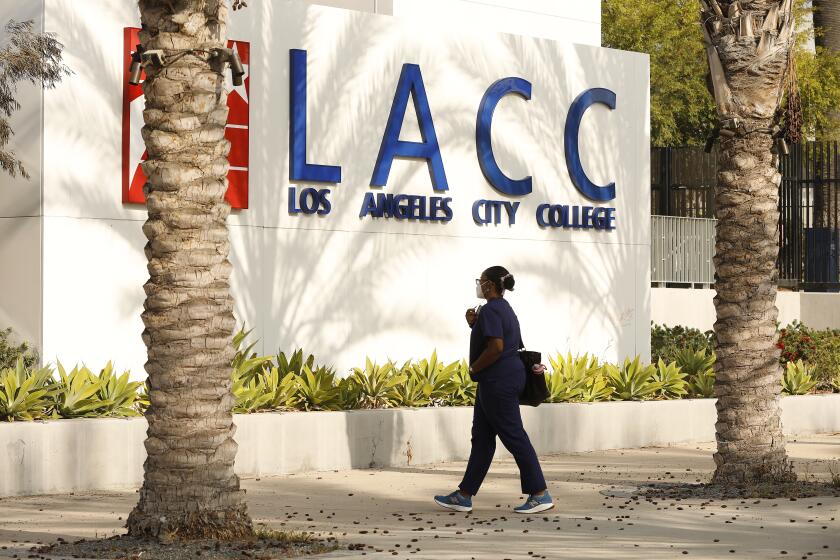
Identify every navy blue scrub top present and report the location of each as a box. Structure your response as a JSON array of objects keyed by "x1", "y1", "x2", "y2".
[{"x1": 469, "y1": 298, "x2": 525, "y2": 383}]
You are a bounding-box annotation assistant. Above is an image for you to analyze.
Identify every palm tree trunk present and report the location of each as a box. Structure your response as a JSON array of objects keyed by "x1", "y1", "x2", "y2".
[
  {"x1": 701, "y1": 0, "x2": 796, "y2": 484},
  {"x1": 127, "y1": 0, "x2": 252, "y2": 540}
]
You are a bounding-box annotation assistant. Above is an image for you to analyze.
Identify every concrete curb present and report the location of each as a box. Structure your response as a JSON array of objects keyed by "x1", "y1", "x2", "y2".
[{"x1": 1, "y1": 394, "x2": 838, "y2": 498}]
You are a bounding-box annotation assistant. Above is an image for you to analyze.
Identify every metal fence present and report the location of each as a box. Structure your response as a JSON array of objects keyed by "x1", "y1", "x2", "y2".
[
  {"x1": 651, "y1": 215, "x2": 716, "y2": 285},
  {"x1": 652, "y1": 142, "x2": 840, "y2": 291},
  {"x1": 651, "y1": 146, "x2": 717, "y2": 219},
  {"x1": 779, "y1": 142, "x2": 840, "y2": 291}
]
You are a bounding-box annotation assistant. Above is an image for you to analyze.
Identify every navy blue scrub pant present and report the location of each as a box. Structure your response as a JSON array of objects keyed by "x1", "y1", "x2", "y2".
[{"x1": 459, "y1": 372, "x2": 547, "y2": 496}]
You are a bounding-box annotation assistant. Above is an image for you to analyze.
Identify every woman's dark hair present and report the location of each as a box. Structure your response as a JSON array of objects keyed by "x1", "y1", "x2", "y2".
[{"x1": 483, "y1": 265, "x2": 515, "y2": 294}]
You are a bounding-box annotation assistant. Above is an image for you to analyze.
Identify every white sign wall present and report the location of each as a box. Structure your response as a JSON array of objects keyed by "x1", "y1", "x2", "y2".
[{"x1": 31, "y1": 0, "x2": 648, "y2": 378}]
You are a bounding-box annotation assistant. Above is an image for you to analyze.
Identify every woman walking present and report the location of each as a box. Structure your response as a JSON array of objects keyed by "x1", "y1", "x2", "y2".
[{"x1": 434, "y1": 266, "x2": 553, "y2": 514}]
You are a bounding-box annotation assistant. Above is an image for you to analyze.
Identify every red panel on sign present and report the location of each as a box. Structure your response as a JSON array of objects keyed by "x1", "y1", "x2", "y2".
[{"x1": 121, "y1": 28, "x2": 250, "y2": 209}]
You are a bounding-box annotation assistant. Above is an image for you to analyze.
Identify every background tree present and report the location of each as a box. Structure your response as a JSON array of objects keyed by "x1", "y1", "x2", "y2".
[
  {"x1": 126, "y1": 0, "x2": 253, "y2": 540},
  {"x1": 700, "y1": 0, "x2": 797, "y2": 485},
  {"x1": 804, "y1": 0, "x2": 840, "y2": 228},
  {"x1": 604, "y1": 0, "x2": 840, "y2": 146},
  {"x1": 0, "y1": 20, "x2": 68, "y2": 178},
  {"x1": 603, "y1": 0, "x2": 716, "y2": 146},
  {"x1": 797, "y1": 0, "x2": 840, "y2": 139}
]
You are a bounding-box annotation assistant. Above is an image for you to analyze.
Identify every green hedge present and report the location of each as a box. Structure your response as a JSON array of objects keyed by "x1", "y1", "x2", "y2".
[{"x1": 2, "y1": 323, "x2": 837, "y2": 422}]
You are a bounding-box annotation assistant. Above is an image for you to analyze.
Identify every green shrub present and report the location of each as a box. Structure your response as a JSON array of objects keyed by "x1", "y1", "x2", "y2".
[
  {"x1": 806, "y1": 333, "x2": 840, "y2": 390},
  {"x1": 0, "y1": 358, "x2": 54, "y2": 421},
  {"x1": 651, "y1": 323, "x2": 715, "y2": 364},
  {"x1": 604, "y1": 356, "x2": 662, "y2": 401},
  {"x1": 0, "y1": 327, "x2": 38, "y2": 371},
  {"x1": 778, "y1": 322, "x2": 840, "y2": 390},
  {"x1": 777, "y1": 321, "x2": 818, "y2": 364},
  {"x1": 781, "y1": 359, "x2": 818, "y2": 395}
]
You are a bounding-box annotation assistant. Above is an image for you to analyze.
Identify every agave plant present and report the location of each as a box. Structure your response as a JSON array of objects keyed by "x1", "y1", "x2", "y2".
[
  {"x1": 348, "y1": 359, "x2": 405, "y2": 409},
  {"x1": 290, "y1": 364, "x2": 342, "y2": 411},
  {"x1": 137, "y1": 379, "x2": 150, "y2": 413},
  {"x1": 232, "y1": 373, "x2": 268, "y2": 413},
  {"x1": 230, "y1": 326, "x2": 275, "y2": 385},
  {"x1": 577, "y1": 370, "x2": 615, "y2": 402},
  {"x1": 233, "y1": 354, "x2": 274, "y2": 385},
  {"x1": 392, "y1": 363, "x2": 431, "y2": 408},
  {"x1": 546, "y1": 353, "x2": 599, "y2": 403},
  {"x1": 275, "y1": 348, "x2": 316, "y2": 377},
  {"x1": 256, "y1": 366, "x2": 298, "y2": 411},
  {"x1": 603, "y1": 356, "x2": 662, "y2": 401},
  {"x1": 689, "y1": 369, "x2": 716, "y2": 398},
  {"x1": 96, "y1": 362, "x2": 144, "y2": 417},
  {"x1": 0, "y1": 358, "x2": 54, "y2": 421},
  {"x1": 446, "y1": 360, "x2": 477, "y2": 406},
  {"x1": 409, "y1": 351, "x2": 459, "y2": 405},
  {"x1": 675, "y1": 348, "x2": 717, "y2": 398},
  {"x1": 782, "y1": 360, "x2": 818, "y2": 395},
  {"x1": 652, "y1": 359, "x2": 688, "y2": 400},
  {"x1": 675, "y1": 348, "x2": 716, "y2": 377},
  {"x1": 232, "y1": 326, "x2": 259, "y2": 364},
  {"x1": 48, "y1": 362, "x2": 111, "y2": 418},
  {"x1": 336, "y1": 377, "x2": 362, "y2": 410}
]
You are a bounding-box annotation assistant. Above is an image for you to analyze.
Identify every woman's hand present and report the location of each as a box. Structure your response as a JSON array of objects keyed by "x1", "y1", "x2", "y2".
[
  {"x1": 531, "y1": 363, "x2": 547, "y2": 375},
  {"x1": 465, "y1": 307, "x2": 477, "y2": 327}
]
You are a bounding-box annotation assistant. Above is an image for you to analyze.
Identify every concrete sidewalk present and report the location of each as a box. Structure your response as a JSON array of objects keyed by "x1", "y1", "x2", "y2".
[{"x1": 1, "y1": 434, "x2": 838, "y2": 560}]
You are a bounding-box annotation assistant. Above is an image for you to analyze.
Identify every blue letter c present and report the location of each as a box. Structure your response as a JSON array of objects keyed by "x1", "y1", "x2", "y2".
[
  {"x1": 564, "y1": 88, "x2": 616, "y2": 202},
  {"x1": 476, "y1": 77, "x2": 532, "y2": 196}
]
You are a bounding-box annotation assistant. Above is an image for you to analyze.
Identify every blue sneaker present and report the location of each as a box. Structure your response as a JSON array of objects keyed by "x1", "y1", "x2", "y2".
[
  {"x1": 514, "y1": 491, "x2": 554, "y2": 514},
  {"x1": 434, "y1": 490, "x2": 473, "y2": 512}
]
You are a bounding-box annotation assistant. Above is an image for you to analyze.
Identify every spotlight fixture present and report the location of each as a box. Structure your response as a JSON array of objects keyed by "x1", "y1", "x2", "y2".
[
  {"x1": 128, "y1": 44, "x2": 145, "y2": 85},
  {"x1": 777, "y1": 137, "x2": 790, "y2": 156},
  {"x1": 229, "y1": 50, "x2": 245, "y2": 86},
  {"x1": 211, "y1": 47, "x2": 246, "y2": 87}
]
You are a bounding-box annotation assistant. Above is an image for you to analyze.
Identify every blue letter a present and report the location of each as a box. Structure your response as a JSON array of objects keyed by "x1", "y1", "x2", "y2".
[
  {"x1": 289, "y1": 49, "x2": 341, "y2": 183},
  {"x1": 370, "y1": 64, "x2": 448, "y2": 191}
]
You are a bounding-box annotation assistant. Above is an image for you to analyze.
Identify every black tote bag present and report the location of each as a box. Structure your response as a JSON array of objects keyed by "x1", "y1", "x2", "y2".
[{"x1": 518, "y1": 339, "x2": 549, "y2": 407}]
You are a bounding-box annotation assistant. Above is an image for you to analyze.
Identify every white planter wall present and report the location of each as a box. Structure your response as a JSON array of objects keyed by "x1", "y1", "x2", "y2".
[
  {"x1": 2, "y1": 394, "x2": 839, "y2": 498},
  {"x1": 651, "y1": 288, "x2": 840, "y2": 332}
]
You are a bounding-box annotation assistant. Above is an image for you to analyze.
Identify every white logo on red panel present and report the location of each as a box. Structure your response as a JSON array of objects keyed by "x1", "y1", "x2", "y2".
[{"x1": 121, "y1": 27, "x2": 250, "y2": 208}]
